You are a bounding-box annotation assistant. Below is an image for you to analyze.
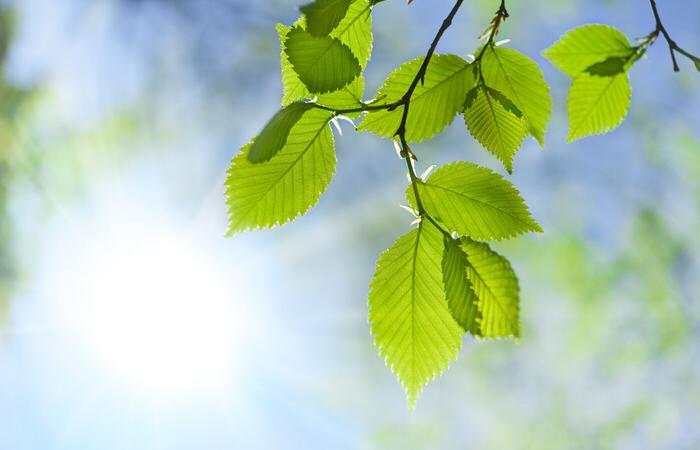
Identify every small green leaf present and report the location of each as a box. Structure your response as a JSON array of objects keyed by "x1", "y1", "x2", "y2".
[
  {"x1": 278, "y1": 1, "x2": 372, "y2": 110},
  {"x1": 358, "y1": 54, "x2": 473, "y2": 142},
  {"x1": 567, "y1": 72, "x2": 631, "y2": 142},
  {"x1": 442, "y1": 236, "x2": 481, "y2": 336},
  {"x1": 543, "y1": 24, "x2": 633, "y2": 77},
  {"x1": 369, "y1": 220, "x2": 463, "y2": 408},
  {"x1": 481, "y1": 45, "x2": 552, "y2": 145},
  {"x1": 248, "y1": 102, "x2": 313, "y2": 163},
  {"x1": 301, "y1": 0, "x2": 353, "y2": 36},
  {"x1": 693, "y1": 57, "x2": 700, "y2": 72},
  {"x1": 226, "y1": 108, "x2": 336, "y2": 234},
  {"x1": 460, "y1": 238, "x2": 520, "y2": 339},
  {"x1": 407, "y1": 162, "x2": 542, "y2": 240},
  {"x1": 278, "y1": 25, "x2": 365, "y2": 111},
  {"x1": 463, "y1": 85, "x2": 528, "y2": 173},
  {"x1": 284, "y1": 27, "x2": 361, "y2": 94}
]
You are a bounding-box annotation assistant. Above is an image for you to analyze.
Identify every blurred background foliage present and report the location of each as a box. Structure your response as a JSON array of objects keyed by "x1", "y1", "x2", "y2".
[{"x1": 0, "y1": 0, "x2": 699, "y2": 449}]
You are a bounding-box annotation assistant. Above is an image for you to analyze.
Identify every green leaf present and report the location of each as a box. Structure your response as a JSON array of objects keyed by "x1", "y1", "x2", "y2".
[
  {"x1": 567, "y1": 72, "x2": 631, "y2": 142},
  {"x1": 279, "y1": 25, "x2": 365, "y2": 111},
  {"x1": 278, "y1": 0, "x2": 372, "y2": 110},
  {"x1": 226, "y1": 108, "x2": 336, "y2": 234},
  {"x1": 284, "y1": 27, "x2": 361, "y2": 94},
  {"x1": 358, "y1": 54, "x2": 473, "y2": 142},
  {"x1": 584, "y1": 56, "x2": 628, "y2": 77},
  {"x1": 329, "y1": 0, "x2": 373, "y2": 68},
  {"x1": 369, "y1": 220, "x2": 463, "y2": 407},
  {"x1": 480, "y1": 45, "x2": 552, "y2": 145},
  {"x1": 692, "y1": 56, "x2": 700, "y2": 72},
  {"x1": 301, "y1": 0, "x2": 353, "y2": 36},
  {"x1": 248, "y1": 102, "x2": 314, "y2": 163},
  {"x1": 407, "y1": 162, "x2": 542, "y2": 240},
  {"x1": 442, "y1": 236, "x2": 480, "y2": 336},
  {"x1": 463, "y1": 85, "x2": 528, "y2": 173},
  {"x1": 542, "y1": 24, "x2": 633, "y2": 77},
  {"x1": 460, "y1": 238, "x2": 520, "y2": 338}
]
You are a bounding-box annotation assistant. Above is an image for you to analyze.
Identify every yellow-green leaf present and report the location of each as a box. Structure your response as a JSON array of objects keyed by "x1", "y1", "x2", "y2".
[
  {"x1": 407, "y1": 161, "x2": 542, "y2": 241},
  {"x1": 460, "y1": 238, "x2": 520, "y2": 339},
  {"x1": 481, "y1": 45, "x2": 552, "y2": 145},
  {"x1": 442, "y1": 236, "x2": 480, "y2": 335},
  {"x1": 226, "y1": 108, "x2": 336, "y2": 234},
  {"x1": 248, "y1": 102, "x2": 314, "y2": 163},
  {"x1": 358, "y1": 54, "x2": 473, "y2": 142},
  {"x1": 567, "y1": 72, "x2": 631, "y2": 142},
  {"x1": 369, "y1": 220, "x2": 462, "y2": 407},
  {"x1": 542, "y1": 24, "x2": 633, "y2": 77},
  {"x1": 463, "y1": 85, "x2": 528, "y2": 173},
  {"x1": 284, "y1": 27, "x2": 361, "y2": 94},
  {"x1": 301, "y1": 0, "x2": 353, "y2": 36}
]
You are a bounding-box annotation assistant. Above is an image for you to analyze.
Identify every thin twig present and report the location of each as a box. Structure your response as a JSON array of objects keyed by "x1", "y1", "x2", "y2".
[
  {"x1": 648, "y1": 0, "x2": 700, "y2": 72},
  {"x1": 312, "y1": 0, "x2": 467, "y2": 230}
]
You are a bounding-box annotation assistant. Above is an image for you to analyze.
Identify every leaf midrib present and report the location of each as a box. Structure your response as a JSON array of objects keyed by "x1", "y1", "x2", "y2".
[
  {"x1": 423, "y1": 182, "x2": 534, "y2": 228},
  {"x1": 569, "y1": 73, "x2": 621, "y2": 138}
]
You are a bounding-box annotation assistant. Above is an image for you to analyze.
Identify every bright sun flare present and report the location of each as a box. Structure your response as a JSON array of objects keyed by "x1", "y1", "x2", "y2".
[{"x1": 76, "y1": 235, "x2": 239, "y2": 392}]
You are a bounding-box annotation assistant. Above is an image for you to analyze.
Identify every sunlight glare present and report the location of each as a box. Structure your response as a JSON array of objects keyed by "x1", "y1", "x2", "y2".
[{"x1": 78, "y1": 235, "x2": 239, "y2": 392}]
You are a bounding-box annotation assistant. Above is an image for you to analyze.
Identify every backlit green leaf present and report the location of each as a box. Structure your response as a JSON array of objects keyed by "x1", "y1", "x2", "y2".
[
  {"x1": 460, "y1": 238, "x2": 520, "y2": 338},
  {"x1": 358, "y1": 54, "x2": 473, "y2": 142},
  {"x1": 284, "y1": 27, "x2": 361, "y2": 94},
  {"x1": 369, "y1": 220, "x2": 463, "y2": 407},
  {"x1": 567, "y1": 72, "x2": 631, "y2": 142},
  {"x1": 407, "y1": 162, "x2": 542, "y2": 240},
  {"x1": 279, "y1": 24, "x2": 365, "y2": 111},
  {"x1": 463, "y1": 85, "x2": 528, "y2": 173},
  {"x1": 226, "y1": 108, "x2": 336, "y2": 234},
  {"x1": 301, "y1": 0, "x2": 353, "y2": 36},
  {"x1": 481, "y1": 45, "x2": 552, "y2": 145},
  {"x1": 542, "y1": 24, "x2": 633, "y2": 77},
  {"x1": 248, "y1": 102, "x2": 313, "y2": 163},
  {"x1": 443, "y1": 236, "x2": 480, "y2": 335},
  {"x1": 278, "y1": 0, "x2": 372, "y2": 110}
]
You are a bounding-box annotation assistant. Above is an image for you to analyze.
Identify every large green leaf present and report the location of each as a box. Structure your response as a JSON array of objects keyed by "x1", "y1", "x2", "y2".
[
  {"x1": 284, "y1": 27, "x2": 361, "y2": 94},
  {"x1": 301, "y1": 0, "x2": 353, "y2": 36},
  {"x1": 442, "y1": 236, "x2": 480, "y2": 336},
  {"x1": 248, "y1": 102, "x2": 313, "y2": 163},
  {"x1": 225, "y1": 108, "x2": 336, "y2": 234},
  {"x1": 567, "y1": 72, "x2": 631, "y2": 142},
  {"x1": 407, "y1": 162, "x2": 542, "y2": 240},
  {"x1": 463, "y1": 84, "x2": 528, "y2": 173},
  {"x1": 542, "y1": 25, "x2": 633, "y2": 77},
  {"x1": 481, "y1": 45, "x2": 552, "y2": 145},
  {"x1": 358, "y1": 54, "x2": 473, "y2": 142},
  {"x1": 460, "y1": 238, "x2": 520, "y2": 338},
  {"x1": 369, "y1": 220, "x2": 463, "y2": 407}
]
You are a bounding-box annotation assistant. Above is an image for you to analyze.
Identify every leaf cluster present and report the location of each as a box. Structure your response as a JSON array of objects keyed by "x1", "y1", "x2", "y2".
[{"x1": 224, "y1": 0, "x2": 698, "y2": 406}]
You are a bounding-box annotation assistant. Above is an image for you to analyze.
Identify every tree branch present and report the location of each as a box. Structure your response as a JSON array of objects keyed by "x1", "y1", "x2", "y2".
[
  {"x1": 648, "y1": 0, "x2": 700, "y2": 72},
  {"x1": 312, "y1": 0, "x2": 467, "y2": 233}
]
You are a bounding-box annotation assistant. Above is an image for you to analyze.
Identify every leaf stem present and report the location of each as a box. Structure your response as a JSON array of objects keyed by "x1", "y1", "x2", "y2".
[
  {"x1": 475, "y1": 1, "x2": 509, "y2": 63},
  {"x1": 647, "y1": 0, "x2": 700, "y2": 72},
  {"x1": 392, "y1": 0, "x2": 463, "y2": 230}
]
